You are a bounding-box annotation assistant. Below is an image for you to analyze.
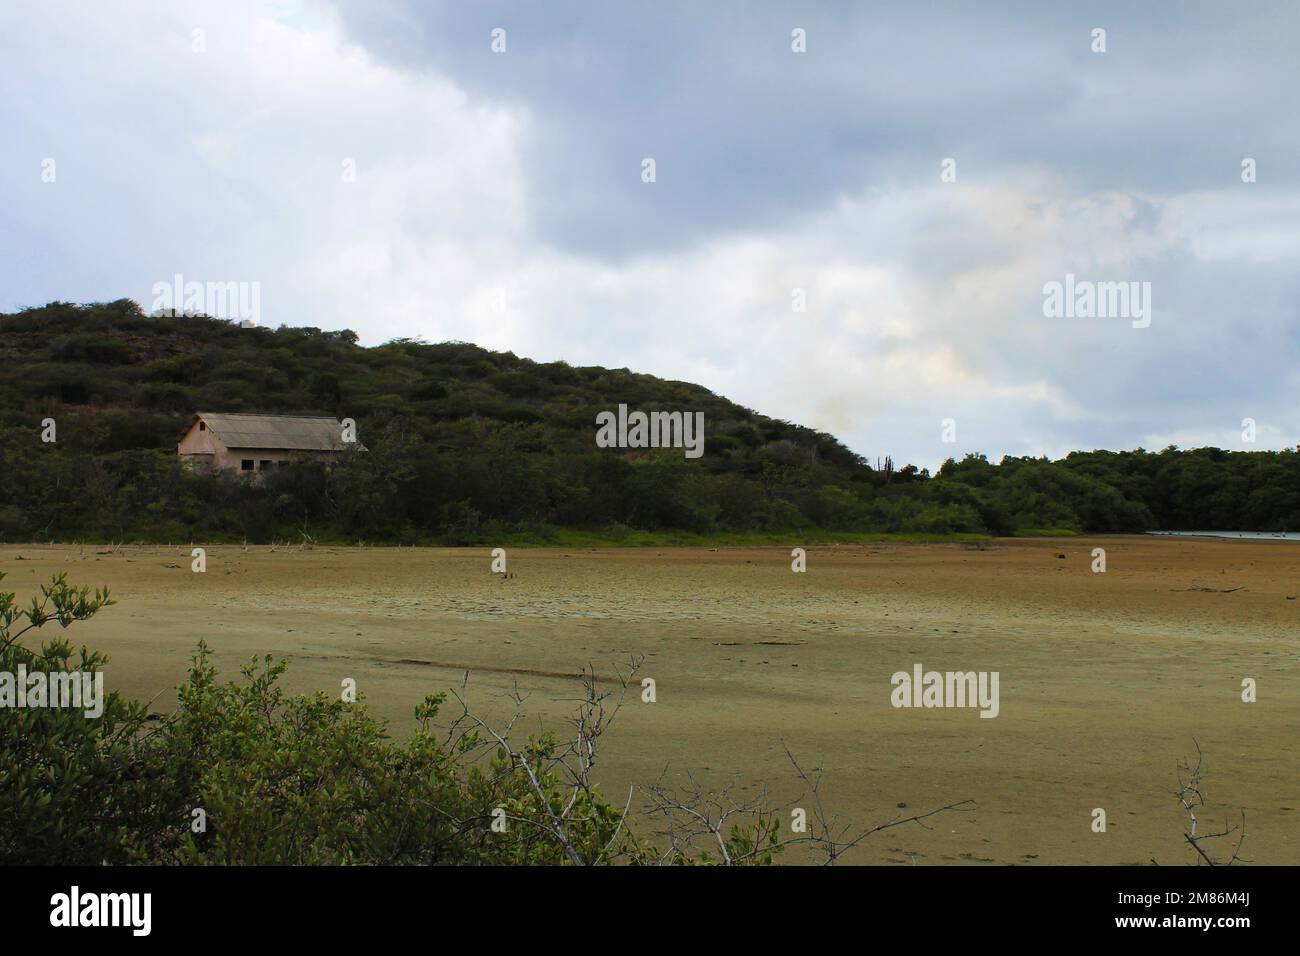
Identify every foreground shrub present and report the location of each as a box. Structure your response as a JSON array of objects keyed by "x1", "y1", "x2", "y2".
[
  {"x1": 0, "y1": 572, "x2": 168, "y2": 864},
  {"x1": 0, "y1": 572, "x2": 670, "y2": 865}
]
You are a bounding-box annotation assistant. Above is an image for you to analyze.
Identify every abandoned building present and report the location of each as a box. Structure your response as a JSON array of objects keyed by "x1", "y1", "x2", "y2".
[{"x1": 177, "y1": 412, "x2": 363, "y2": 474}]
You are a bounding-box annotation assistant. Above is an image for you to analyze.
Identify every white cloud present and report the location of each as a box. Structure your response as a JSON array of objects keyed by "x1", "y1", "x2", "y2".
[{"x1": 3, "y1": 1, "x2": 1298, "y2": 470}]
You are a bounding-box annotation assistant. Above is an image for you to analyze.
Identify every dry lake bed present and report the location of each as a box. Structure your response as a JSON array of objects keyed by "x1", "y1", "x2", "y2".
[{"x1": 3, "y1": 537, "x2": 1297, "y2": 864}]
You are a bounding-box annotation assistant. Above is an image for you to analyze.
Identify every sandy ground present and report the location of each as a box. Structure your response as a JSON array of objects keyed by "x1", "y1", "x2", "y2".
[{"x1": 3, "y1": 537, "x2": 1296, "y2": 865}]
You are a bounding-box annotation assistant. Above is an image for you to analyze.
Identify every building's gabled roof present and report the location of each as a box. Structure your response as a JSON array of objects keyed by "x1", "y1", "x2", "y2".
[{"x1": 188, "y1": 412, "x2": 363, "y2": 451}]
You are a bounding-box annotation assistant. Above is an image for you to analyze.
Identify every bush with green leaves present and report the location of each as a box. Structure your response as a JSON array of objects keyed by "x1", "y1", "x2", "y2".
[
  {"x1": 157, "y1": 646, "x2": 654, "y2": 865},
  {"x1": 0, "y1": 572, "x2": 748, "y2": 865},
  {"x1": 0, "y1": 572, "x2": 171, "y2": 864}
]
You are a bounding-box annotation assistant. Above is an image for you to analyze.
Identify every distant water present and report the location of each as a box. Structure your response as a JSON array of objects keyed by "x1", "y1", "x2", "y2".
[{"x1": 1146, "y1": 530, "x2": 1300, "y2": 540}]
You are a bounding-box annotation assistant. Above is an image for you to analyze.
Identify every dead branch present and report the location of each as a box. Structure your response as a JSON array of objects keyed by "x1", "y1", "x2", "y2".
[{"x1": 1170, "y1": 740, "x2": 1248, "y2": 866}]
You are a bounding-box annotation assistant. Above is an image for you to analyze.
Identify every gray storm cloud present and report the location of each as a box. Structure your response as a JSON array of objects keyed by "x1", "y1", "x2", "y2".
[{"x1": 2, "y1": 0, "x2": 1298, "y2": 469}]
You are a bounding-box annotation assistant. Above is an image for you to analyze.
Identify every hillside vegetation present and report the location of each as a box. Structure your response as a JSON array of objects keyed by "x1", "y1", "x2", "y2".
[{"x1": 2, "y1": 300, "x2": 1297, "y2": 543}]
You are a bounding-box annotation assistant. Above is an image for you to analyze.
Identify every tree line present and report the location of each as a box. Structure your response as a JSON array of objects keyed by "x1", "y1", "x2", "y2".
[{"x1": 3, "y1": 300, "x2": 1298, "y2": 543}]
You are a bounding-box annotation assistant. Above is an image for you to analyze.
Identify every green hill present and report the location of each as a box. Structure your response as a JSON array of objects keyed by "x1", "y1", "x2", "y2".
[{"x1": 1, "y1": 299, "x2": 1297, "y2": 543}]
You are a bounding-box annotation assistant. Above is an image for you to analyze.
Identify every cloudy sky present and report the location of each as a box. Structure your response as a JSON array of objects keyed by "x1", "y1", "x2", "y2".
[{"x1": 3, "y1": 1, "x2": 1298, "y2": 469}]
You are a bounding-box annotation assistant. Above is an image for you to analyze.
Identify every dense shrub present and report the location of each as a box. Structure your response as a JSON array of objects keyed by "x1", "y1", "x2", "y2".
[{"x1": 2, "y1": 573, "x2": 750, "y2": 865}]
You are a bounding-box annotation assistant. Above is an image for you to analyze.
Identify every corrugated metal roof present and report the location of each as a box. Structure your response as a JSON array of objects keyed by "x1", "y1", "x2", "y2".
[{"x1": 194, "y1": 412, "x2": 363, "y2": 451}]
